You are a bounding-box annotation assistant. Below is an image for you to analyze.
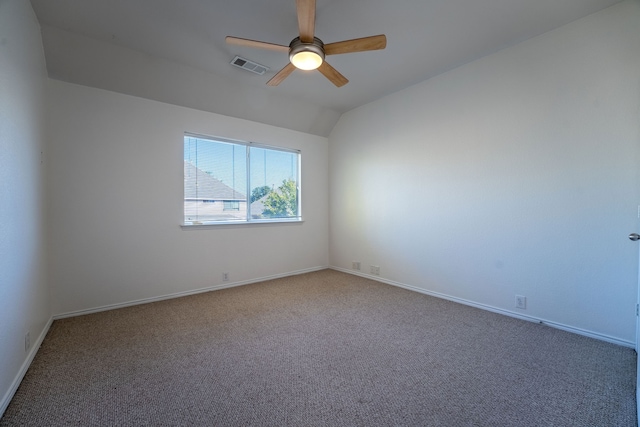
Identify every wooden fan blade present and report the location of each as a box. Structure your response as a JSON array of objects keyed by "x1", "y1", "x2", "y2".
[
  {"x1": 225, "y1": 36, "x2": 289, "y2": 52},
  {"x1": 267, "y1": 63, "x2": 297, "y2": 86},
  {"x1": 324, "y1": 35, "x2": 387, "y2": 55},
  {"x1": 296, "y1": 0, "x2": 315, "y2": 43},
  {"x1": 317, "y1": 62, "x2": 348, "y2": 87}
]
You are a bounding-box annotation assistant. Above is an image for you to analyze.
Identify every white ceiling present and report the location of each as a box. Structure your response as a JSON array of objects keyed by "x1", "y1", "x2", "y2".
[{"x1": 30, "y1": 0, "x2": 623, "y2": 133}]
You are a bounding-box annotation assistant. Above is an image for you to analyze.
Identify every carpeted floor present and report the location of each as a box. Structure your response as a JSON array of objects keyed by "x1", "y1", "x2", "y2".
[{"x1": 1, "y1": 269, "x2": 636, "y2": 426}]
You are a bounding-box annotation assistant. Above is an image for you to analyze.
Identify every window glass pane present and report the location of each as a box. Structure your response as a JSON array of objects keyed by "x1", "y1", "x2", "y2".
[
  {"x1": 184, "y1": 136, "x2": 247, "y2": 223},
  {"x1": 249, "y1": 147, "x2": 299, "y2": 220}
]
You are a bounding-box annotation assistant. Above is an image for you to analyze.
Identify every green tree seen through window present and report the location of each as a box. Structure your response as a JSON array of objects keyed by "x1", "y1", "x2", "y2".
[
  {"x1": 262, "y1": 179, "x2": 298, "y2": 218},
  {"x1": 251, "y1": 185, "x2": 272, "y2": 203}
]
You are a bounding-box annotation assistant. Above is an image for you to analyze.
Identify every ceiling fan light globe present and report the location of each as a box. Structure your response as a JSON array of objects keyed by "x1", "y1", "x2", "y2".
[
  {"x1": 288, "y1": 37, "x2": 325, "y2": 71},
  {"x1": 291, "y1": 51, "x2": 323, "y2": 70}
]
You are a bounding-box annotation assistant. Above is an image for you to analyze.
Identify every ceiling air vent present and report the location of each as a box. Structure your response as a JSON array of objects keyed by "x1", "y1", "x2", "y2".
[{"x1": 230, "y1": 56, "x2": 269, "y2": 75}]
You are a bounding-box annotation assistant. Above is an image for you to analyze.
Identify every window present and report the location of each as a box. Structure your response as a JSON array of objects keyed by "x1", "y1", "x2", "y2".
[
  {"x1": 183, "y1": 134, "x2": 301, "y2": 225},
  {"x1": 223, "y1": 201, "x2": 240, "y2": 211}
]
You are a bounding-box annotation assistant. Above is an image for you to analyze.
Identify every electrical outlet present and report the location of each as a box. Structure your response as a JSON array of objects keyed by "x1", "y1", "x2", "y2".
[
  {"x1": 515, "y1": 295, "x2": 526, "y2": 309},
  {"x1": 222, "y1": 272, "x2": 229, "y2": 282},
  {"x1": 352, "y1": 261, "x2": 361, "y2": 271},
  {"x1": 24, "y1": 332, "x2": 30, "y2": 353},
  {"x1": 370, "y1": 265, "x2": 380, "y2": 276}
]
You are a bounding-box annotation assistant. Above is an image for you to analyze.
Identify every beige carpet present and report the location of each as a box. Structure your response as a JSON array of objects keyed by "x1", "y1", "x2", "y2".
[{"x1": 1, "y1": 269, "x2": 636, "y2": 426}]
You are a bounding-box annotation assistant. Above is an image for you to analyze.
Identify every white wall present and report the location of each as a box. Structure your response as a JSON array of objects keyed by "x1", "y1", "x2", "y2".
[
  {"x1": 0, "y1": 0, "x2": 51, "y2": 415},
  {"x1": 329, "y1": 0, "x2": 640, "y2": 345},
  {"x1": 47, "y1": 80, "x2": 329, "y2": 316}
]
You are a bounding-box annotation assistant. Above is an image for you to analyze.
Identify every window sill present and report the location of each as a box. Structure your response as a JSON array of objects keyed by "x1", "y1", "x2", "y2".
[{"x1": 181, "y1": 218, "x2": 303, "y2": 229}]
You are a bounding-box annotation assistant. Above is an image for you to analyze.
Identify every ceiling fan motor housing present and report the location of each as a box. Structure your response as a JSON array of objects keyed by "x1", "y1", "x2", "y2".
[{"x1": 289, "y1": 37, "x2": 325, "y2": 70}]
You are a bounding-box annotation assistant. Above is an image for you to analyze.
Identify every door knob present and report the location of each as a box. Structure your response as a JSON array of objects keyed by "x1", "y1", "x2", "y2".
[{"x1": 629, "y1": 233, "x2": 640, "y2": 241}]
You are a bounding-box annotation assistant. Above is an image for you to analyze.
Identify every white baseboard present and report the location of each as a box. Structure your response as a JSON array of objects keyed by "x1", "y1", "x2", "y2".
[
  {"x1": 330, "y1": 266, "x2": 635, "y2": 349},
  {"x1": 53, "y1": 266, "x2": 328, "y2": 320},
  {"x1": 0, "y1": 316, "x2": 53, "y2": 419}
]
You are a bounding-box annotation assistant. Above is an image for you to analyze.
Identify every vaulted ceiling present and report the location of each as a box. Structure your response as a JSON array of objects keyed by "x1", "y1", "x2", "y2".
[{"x1": 30, "y1": 0, "x2": 623, "y2": 136}]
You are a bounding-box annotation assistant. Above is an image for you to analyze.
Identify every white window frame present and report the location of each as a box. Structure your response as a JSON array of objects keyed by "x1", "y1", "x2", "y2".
[{"x1": 182, "y1": 133, "x2": 302, "y2": 227}]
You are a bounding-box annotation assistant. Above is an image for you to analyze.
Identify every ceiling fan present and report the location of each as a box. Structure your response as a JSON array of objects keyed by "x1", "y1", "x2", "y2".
[{"x1": 226, "y1": 0, "x2": 386, "y2": 87}]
